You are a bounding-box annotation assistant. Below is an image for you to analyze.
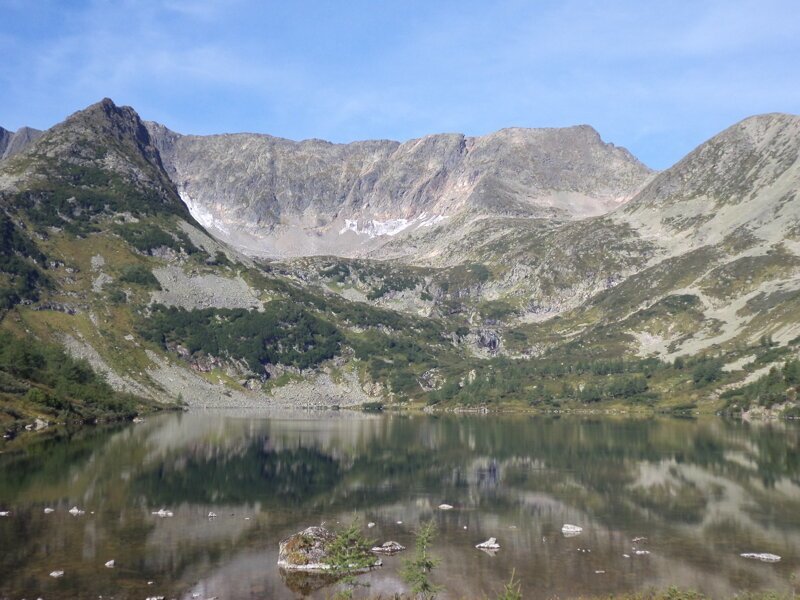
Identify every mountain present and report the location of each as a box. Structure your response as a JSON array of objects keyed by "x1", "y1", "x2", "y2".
[
  {"x1": 0, "y1": 126, "x2": 42, "y2": 160},
  {"x1": 2, "y1": 99, "x2": 800, "y2": 430},
  {"x1": 621, "y1": 113, "x2": 800, "y2": 248},
  {"x1": 146, "y1": 121, "x2": 653, "y2": 259}
]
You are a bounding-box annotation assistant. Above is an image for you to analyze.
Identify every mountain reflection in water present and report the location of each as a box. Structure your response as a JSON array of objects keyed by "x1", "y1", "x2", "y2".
[{"x1": 1, "y1": 412, "x2": 799, "y2": 599}]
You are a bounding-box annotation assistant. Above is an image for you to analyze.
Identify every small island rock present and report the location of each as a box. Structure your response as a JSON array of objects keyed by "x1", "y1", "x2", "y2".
[{"x1": 371, "y1": 541, "x2": 406, "y2": 554}]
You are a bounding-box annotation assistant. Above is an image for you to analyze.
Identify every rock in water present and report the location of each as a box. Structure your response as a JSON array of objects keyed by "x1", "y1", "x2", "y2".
[
  {"x1": 105, "y1": 559, "x2": 115, "y2": 568},
  {"x1": 438, "y1": 503, "x2": 454, "y2": 510},
  {"x1": 371, "y1": 541, "x2": 406, "y2": 554},
  {"x1": 741, "y1": 553, "x2": 781, "y2": 563},
  {"x1": 50, "y1": 570, "x2": 64, "y2": 578},
  {"x1": 562, "y1": 524, "x2": 583, "y2": 537},
  {"x1": 151, "y1": 508, "x2": 174, "y2": 518},
  {"x1": 68, "y1": 506, "x2": 85, "y2": 516},
  {"x1": 44, "y1": 508, "x2": 55, "y2": 514},
  {"x1": 277, "y1": 526, "x2": 382, "y2": 572},
  {"x1": 476, "y1": 537, "x2": 500, "y2": 550}
]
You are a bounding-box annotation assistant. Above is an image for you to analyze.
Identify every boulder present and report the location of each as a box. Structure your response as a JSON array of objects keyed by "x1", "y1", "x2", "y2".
[
  {"x1": 371, "y1": 541, "x2": 406, "y2": 554},
  {"x1": 476, "y1": 537, "x2": 500, "y2": 550},
  {"x1": 277, "y1": 526, "x2": 382, "y2": 572}
]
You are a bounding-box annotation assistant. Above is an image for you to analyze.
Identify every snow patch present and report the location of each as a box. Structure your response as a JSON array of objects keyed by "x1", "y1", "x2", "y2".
[
  {"x1": 417, "y1": 213, "x2": 449, "y2": 228},
  {"x1": 339, "y1": 213, "x2": 448, "y2": 238},
  {"x1": 178, "y1": 189, "x2": 230, "y2": 235}
]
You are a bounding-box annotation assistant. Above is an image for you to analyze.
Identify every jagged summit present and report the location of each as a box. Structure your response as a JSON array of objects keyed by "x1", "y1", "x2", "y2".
[
  {"x1": 42, "y1": 98, "x2": 168, "y2": 171},
  {"x1": 1, "y1": 97, "x2": 189, "y2": 221}
]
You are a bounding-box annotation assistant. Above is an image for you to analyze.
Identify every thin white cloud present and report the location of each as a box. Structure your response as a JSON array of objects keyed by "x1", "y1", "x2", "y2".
[{"x1": 1, "y1": 0, "x2": 798, "y2": 167}]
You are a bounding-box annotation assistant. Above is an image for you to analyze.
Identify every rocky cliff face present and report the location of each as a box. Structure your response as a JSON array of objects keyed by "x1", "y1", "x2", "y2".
[
  {"x1": 0, "y1": 126, "x2": 42, "y2": 160},
  {"x1": 146, "y1": 121, "x2": 653, "y2": 258}
]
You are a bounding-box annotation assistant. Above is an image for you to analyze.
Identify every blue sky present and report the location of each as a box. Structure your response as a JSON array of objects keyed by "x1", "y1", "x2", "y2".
[{"x1": 1, "y1": 0, "x2": 798, "y2": 169}]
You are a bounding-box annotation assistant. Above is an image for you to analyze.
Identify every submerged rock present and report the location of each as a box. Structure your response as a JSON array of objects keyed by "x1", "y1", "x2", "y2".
[
  {"x1": 476, "y1": 537, "x2": 500, "y2": 550},
  {"x1": 741, "y1": 552, "x2": 781, "y2": 563},
  {"x1": 371, "y1": 541, "x2": 406, "y2": 554}
]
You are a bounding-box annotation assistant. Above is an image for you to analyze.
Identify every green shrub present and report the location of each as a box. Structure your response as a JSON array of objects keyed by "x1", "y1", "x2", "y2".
[
  {"x1": 361, "y1": 401, "x2": 384, "y2": 412},
  {"x1": 0, "y1": 330, "x2": 149, "y2": 422},
  {"x1": 140, "y1": 304, "x2": 343, "y2": 371},
  {"x1": 401, "y1": 521, "x2": 441, "y2": 599},
  {"x1": 117, "y1": 264, "x2": 161, "y2": 289}
]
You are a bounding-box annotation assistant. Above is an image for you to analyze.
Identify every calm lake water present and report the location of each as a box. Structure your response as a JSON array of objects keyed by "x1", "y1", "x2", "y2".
[{"x1": 1, "y1": 411, "x2": 799, "y2": 599}]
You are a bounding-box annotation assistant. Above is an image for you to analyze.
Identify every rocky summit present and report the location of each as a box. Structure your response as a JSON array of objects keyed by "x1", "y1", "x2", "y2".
[{"x1": 2, "y1": 98, "x2": 800, "y2": 424}]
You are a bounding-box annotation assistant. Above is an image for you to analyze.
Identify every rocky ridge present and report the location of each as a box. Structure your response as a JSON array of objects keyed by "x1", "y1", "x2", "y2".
[{"x1": 146, "y1": 120, "x2": 653, "y2": 259}]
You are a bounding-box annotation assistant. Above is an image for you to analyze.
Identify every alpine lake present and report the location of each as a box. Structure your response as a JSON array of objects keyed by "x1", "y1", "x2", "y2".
[{"x1": 1, "y1": 411, "x2": 799, "y2": 599}]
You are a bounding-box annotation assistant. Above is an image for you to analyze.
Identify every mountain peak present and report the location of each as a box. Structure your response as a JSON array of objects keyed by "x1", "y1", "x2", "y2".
[
  {"x1": 1, "y1": 98, "x2": 189, "y2": 222},
  {"x1": 621, "y1": 109, "x2": 800, "y2": 253},
  {"x1": 60, "y1": 97, "x2": 153, "y2": 150}
]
